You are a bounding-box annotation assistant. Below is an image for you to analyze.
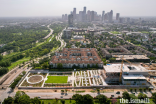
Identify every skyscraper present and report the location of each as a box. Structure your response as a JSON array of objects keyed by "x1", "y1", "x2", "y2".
[
  {"x1": 83, "y1": 7, "x2": 86, "y2": 14},
  {"x1": 109, "y1": 10, "x2": 113, "y2": 23},
  {"x1": 116, "y1": 13, "x2": 120, "y2": 20},
  {"x1": 62, "y1": 14, "x2": 65, "y2": 20},
  {"x1": 65, "y1": 14, "x2": 68, "y2": 20},
  {"x1": 91, "y1": 11, "x2": 94, "y2": 21},
  {"x1": 73, "y1": 8, "x2": 76, "y2": 20},
  {"x1": 68, "y1": 12, "x2": 73, "y2": 27},
  {"x1": 87, "y1": 10, "x2": 91, "y2": 22},
  {"x1": 82, "y1": 7, "x2": 87, "y2": 22},
  {"x1": 79, "y1": 11, "x2": 83, "y2": 21},
  {"x1": 102, "y1": 11, "x2": 105, "y2": 21}
]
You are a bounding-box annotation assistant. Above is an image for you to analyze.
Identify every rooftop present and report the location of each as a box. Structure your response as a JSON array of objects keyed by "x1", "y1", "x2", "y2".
[
  {"x1": 104, "y1": 64, "x2": 147, "y2": 73},
  {"x1": 50, "y1": 48, "x2": 103, "y2": 64},
  {"x1": 113, "y1": 55, "x2": 150, "y2": 60},
  {"x1": 122, "y1": 75, "x2": 146, "y2": 80}
]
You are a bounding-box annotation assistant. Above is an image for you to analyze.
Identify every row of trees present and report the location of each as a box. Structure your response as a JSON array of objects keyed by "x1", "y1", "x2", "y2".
[
  {"x1": 0, "y1": 67, "x2": 9, "y2": 76},
  {"x1": 3, "y1": 91, "x2": 41, "y2": 104},
  {"x1": 72, "y1": 94, "x2": 111, "y2": 104}
]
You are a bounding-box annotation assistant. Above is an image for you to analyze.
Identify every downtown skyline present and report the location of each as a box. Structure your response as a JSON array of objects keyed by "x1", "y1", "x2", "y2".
[{"x1": 0, "y1": 0, "x2": 156, "y2": 17}]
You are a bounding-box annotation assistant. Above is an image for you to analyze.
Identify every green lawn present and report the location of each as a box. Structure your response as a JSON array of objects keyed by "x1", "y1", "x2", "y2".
[
  {"x1": 45, "y1": 76, "x2": 68, "y2": 83},
  {"x1": 110, "y1": 31, "x2": 120, "y2": 34},
  {"x1": 141, "y1": 31, "x2": 149, "y2": 34},
  {"x1": 8, "y1": 57, "x2": 31, "y2": 70}
]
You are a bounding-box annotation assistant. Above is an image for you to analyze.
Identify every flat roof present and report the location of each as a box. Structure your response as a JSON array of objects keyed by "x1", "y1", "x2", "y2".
[
  {"x1": 104, "y1": 64, "x2": 148, "y2": 73},
  {"x1": 104, "y1": 64, "x2": 129, "y2": 73},
  {"x1": 113, "y1": 55, "x2": 150, "y2": 60},
  {"x1": 122, "y1": 75, "x2": 146, "y2": 80}
]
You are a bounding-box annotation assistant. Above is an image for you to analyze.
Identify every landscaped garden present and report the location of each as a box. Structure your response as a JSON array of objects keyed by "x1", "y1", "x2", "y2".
[{"x1": 45, "y1": 76, "x2": 68, "y2": 83}]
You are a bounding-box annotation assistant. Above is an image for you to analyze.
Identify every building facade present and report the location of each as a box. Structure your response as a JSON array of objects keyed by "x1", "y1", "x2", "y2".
[{"x1": 50, "y1": 48, "x2": 103, "y2": 69}]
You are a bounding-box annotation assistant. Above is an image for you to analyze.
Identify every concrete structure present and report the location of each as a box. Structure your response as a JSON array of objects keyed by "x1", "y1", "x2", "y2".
[
  {"x1": 102, "y1": 11, "x2": 105, "y2": 21},
  {"x1": 63, "y1": 29, "x2": 72, "y2": 39},
  {"x1": 73, "y1": 8, "x2": 76, "y2": 20},
  {"x1": 50, "y1": 48, "x2": 103, "y2": 68},
  {"x1": 103, "y1": 64, "x2": 148, "y2": 85},
  {"x1": 68, "y1": 13, "x2": 73, "y2": 27},
  {"x1": 91, "y1": 11, "x2": 94, "y2": 21},
  {"x1": 73, "y1": 35, "x2": 84, "y2": 40},
  {"x1": 116, "y1": 13, "x2": 120, "y2": 20},
  {"x1": 109, "y1": 10, "x2": 113, "y2": 23},
  {"x1": 101, "y1": 46, "x2": 133, "y2": 58},
  {"x1": 113, "y1": 55, "x2": 150, "y2": 63}
]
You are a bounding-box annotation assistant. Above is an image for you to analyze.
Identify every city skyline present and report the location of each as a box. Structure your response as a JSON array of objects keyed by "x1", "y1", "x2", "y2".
[{"x1": 0, "y1": 0, "x2": 156, "y2": 17}]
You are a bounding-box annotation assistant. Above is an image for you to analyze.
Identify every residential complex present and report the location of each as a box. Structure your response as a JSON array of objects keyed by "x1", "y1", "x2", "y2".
[{"x1": 50, "y1": 48, "x2": 103, "y2": 68}]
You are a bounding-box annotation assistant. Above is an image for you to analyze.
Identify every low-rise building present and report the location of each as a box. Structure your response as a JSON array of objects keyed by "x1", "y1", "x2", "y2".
[
  {"x1": 103, "y1": 64, "x2": 148, "y2": 85},
  {"x1": 50, "y1": 48, "x2": 103, "y2": 69}
]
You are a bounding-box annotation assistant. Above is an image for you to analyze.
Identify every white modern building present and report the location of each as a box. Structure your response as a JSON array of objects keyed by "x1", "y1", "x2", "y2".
[{"x1": 103, "y1": 64, "x2": 148, "y2": 85}]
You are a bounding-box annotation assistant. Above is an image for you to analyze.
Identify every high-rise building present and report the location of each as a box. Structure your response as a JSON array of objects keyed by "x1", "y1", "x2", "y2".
[
  {"x1": 87, "y1": 10, "x2": 91, "y2": 22},
  {"x1": 62, "y1": 14, "x2": 65, "y2": 20},
  {"x1": 82, "y1": 7, "x2": 87, "y2": 22},
  {"x1": 104, "y1": 13, "x2": 107, "y2": 21},
  {"x1": 109, "y1": 10, "x2": 113, "y2": 23},
  {"x1": 116, "y1": 13, "x2": 120, "y2": 20},
  {"x1": 73, "y1": 8, "x2": 76, "y2": 20},
  {"x1": 83, "y1": 7, "x2": 86, "y2": 14},
  {"x1": 102, "y1": 11, "x2": 105, "y2": 21},
  {"x1": 65, "y1": 14, "x2": 68, "y2": 20},
  {"x1": 79, "y1": 11, "x2": 83, "y2": 21},
  {"x1": 91, "y1": 11, "x2": 94, "y2": 21},
  {"x1": 68, "y1": 12, "x2": 73, "y2": 27}
]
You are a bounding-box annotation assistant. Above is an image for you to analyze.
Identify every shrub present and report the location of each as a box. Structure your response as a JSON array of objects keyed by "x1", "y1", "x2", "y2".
[{"x1": 118, "y1": 96, "x2": 121, "y2": 99}]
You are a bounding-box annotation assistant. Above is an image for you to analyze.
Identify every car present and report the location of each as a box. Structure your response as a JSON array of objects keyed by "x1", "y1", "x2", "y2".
[
  {"x1": 116, "y1": 91, "x2": 120, "y2": 94},
  {"x1": 38, "y1": 96, "x2": 41, "y2": 98},
  {"x1": 111, "y1": 95, "x2": 114, "y2": 97}
]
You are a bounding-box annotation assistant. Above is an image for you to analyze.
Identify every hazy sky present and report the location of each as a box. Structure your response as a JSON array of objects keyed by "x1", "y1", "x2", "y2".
[{"x1": 0, "y1": 0, "x2": 156, "y2": 17}]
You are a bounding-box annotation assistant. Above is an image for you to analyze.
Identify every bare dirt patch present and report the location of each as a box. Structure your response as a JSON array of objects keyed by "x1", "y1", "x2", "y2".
[{"x1": 28, "y1": 76, "x2": 42, "y2": 83}]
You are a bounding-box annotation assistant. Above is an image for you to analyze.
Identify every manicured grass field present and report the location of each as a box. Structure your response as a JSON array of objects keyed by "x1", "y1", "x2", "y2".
[
  {"x1": 45, "y1": 76, "x2": 68, "y2": 83},
  {"x1": 110, "y1": 31, "x2": 120, "y2": 34},
  {"x1": 8, "y1": 57, "x2": 31, "y2": 70}
]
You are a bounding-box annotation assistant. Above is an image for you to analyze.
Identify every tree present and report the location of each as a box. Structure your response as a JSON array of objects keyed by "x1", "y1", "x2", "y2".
[
  {"x1": 3, "y1": 97, "x2": 14, "y2": 104},
  {"x1": 22, "y1": 71, "x2": 26, "y2": 75},
  {"x1": 96, "y1": 94, "x2": 111, "y2": 104},
  {"x1": 0, "y1": 67, "x2": 9, "y2": 76},
  {"x1": 61, "y1": 99, "x2": 65, "y2": 104},
  {"x1": 152, "y1": 92, "x2": 156, "y2": 104},
  {"x1": 31, "y1": 97, "x2": 41, "y2": 104},
  {"x1": 0, "y1": 54, "x2": 3, "y2": 61},
  {"x1": 57, "y1": 63, "x2": 63, "y2": 69},
  {"x1": 18, "y1": 94, "x2": 31, "y2": 104},
  {"x1": 72, "y1": 94, "x2": 83, "y2": 104},
  {"x1": 14, "y1": 91, "x2": 26, "y2": 102},
  {"x1": 82, "y1": 94, "x2": 94, "y2": 104},
  {"x1": 122, "y1": 91, "x2": 130, "y2": 100},
  {"x1": 87, "y1": 64, "x2": 90, "y2": 68},
  {"x1": 138, "y1": 93, "x2": 147, "y2": 99}
]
